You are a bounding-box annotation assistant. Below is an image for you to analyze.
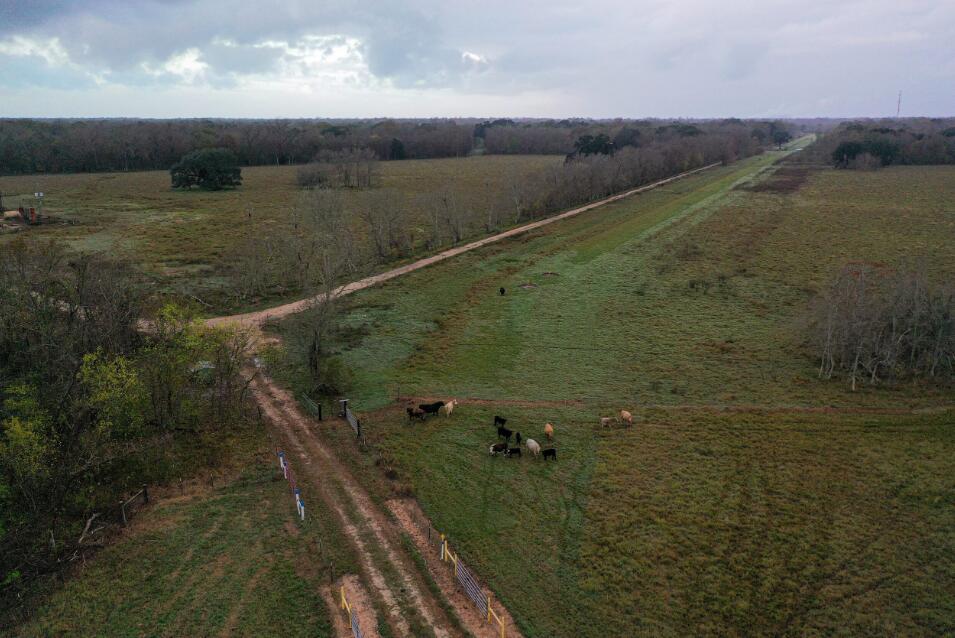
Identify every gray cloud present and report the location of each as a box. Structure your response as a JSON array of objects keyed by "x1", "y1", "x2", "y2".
[{"x1": 0, "y1": 0, "x2": 952, "y2": 117}]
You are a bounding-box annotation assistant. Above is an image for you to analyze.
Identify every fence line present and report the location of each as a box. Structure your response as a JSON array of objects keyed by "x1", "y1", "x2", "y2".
[
  {"x1": 340, "y1": 586, "x2": 366, "y2": 638},
  {"x1": 339, "y1": 399, "x2": 365, "y2": 446},
  {"x1": 276, "y1": 450, "x2": 306, "y2": 521},
  {"x1": 440, "y1": 535, "x2": 506, "y2": 638},
  {"x1": 298, "y1": 393, "x2": 323, "y2": 420},
  {"x1": 118, "y1": 484, "x2": 149, "y2": 526}
]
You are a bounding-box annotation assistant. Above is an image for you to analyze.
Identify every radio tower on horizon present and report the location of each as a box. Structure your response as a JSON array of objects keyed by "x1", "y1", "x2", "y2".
[{"x1": 896, "y1": 90, "x2": 902, "y2": 118}]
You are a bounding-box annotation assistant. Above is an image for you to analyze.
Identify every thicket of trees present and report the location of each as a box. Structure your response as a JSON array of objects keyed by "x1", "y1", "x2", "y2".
[
  {"x1": 297, "y1": 148, "x2": 379, "y2": 189},
  {"x1": 0, "y1": 118, "x2": 787, "y2": 175},
  {"x1": 0, "y1": 239, "x2": 253, "y2": 618},
  {"x1": 807, "y1": 263, "x2": 954, "y2": 390},
  {"x1": 810, "y1": 118, "x2": 955, "y2": 168}
]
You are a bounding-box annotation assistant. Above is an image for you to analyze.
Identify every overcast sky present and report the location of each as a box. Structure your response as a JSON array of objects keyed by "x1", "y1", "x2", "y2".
[{"x1": 0, "y1": 0, "x2": 952, "y2": 119}]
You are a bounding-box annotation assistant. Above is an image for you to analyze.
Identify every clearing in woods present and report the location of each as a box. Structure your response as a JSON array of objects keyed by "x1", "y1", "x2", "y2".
[{"x1": 268, "y1": 158, "x2": 955, "y2": 636}]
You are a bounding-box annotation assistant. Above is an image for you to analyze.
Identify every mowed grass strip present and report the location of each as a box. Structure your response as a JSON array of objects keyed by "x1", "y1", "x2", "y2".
[
  {"x1": 17, "y1": 459, "x2": 358, "y2": 638},
  {"x1": 283, "y1": 161, "x2": 955, "y2": 636}
]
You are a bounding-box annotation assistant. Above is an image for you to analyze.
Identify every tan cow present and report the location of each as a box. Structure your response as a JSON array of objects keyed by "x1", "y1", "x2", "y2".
[
  {"x1": 544, "y1": 422, "x2": 554, "y2": 440},
  {"x1": 620, "y1": 410, "x2": 633, "y2": 426},
  {"x1": 600, "y1": 417, "x2": 612, "y2": 428},
  {"x1": 441, "y1": 399, "x2": 458, "y2": 417}
]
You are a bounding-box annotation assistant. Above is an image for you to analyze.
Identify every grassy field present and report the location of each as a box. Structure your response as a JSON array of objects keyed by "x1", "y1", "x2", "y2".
[
  {"x1": 274, "y1": 157, "x2": 955, "y2": 636},
  {"x1": 15, "y1": 452, "x2": 360, "y2": 638},
  {"x1": 0, "y1": 155, "x2": 560, "y2": 310}
]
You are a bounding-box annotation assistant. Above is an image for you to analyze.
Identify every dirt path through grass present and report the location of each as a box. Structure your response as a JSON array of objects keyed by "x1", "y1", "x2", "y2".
[
  {"x1": 208, "y1": 162, "x2": 721, "y2": 330},
  {"x1": 252, "y1": 372, "x2": 518, "y2": 638}
]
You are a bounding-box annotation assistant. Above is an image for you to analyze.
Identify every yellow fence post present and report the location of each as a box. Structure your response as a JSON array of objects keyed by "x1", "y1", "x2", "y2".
[{"x1": 340, "y1": 586, "x2": 346, "y2": 611}]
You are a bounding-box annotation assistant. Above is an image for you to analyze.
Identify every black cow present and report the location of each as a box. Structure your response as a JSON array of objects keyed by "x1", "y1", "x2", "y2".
[
  {"x1": 419, "y1": 401, "x2": 444, "y2": 416},
  {"x1": 505, "y1": 447, "x2": 522, "y2": 458},
  {"x1": 542, "y1": 448, "x2": 557, "y2": 461},
  {"x1": 497, "y1": 426, "x2": 513, "y2": 442},
  {"x1": 514, "y1": 431, "x2": 522, "y2": 446},
  {"x1": 493, "y1": 415, "x2": 507, "y2": 427},
  {"x1": 500, "y1": 287, "x2": 506, "y2": 296},
  {"x1": 489, "y1": 442, "x2": 508, "y2": 455}
]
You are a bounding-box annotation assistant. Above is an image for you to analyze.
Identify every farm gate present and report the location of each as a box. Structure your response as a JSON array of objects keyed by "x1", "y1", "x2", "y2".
[{"x1": 340, "y1": 586, "x2": 366, "y2": 638}]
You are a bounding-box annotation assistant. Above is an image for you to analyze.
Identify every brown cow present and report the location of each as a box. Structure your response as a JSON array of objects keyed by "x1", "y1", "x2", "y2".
[
  {"x1": 544, "y1": 423, "x2": 554, "y2": 440},
  {"x1": 620, "y1": 410, "x2": 633, "y2": 426},
  {"x1": 600, "y1": 417, "x2": 612, "y2": 428}
]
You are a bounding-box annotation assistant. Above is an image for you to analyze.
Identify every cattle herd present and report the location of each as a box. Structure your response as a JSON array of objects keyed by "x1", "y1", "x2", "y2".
[{"x1": 405, "y1": 400, "x2": 637, "y2": 462}]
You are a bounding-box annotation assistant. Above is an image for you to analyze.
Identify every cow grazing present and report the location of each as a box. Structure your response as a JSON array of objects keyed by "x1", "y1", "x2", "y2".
[
  {"x1": 440, "y1": 399, "x2": 458, "y2": 417},
  {"x1": 514, "y1": 431, "x2": 522, "y2": 446},
  {"x1": 526, "y1": 439, "x2": 541, "y2": 457},
  {"x1": 600, "y1": 417, "x2": 612, "y2": 428},
  {"x1": 542, "y1": 448, "x2": 557, "y2": 461},
  {"x1": 505, "y1": 447, "x2": 522, "y2": 458},
  {"x1": 406, "y1": 407, "x2": 426, "y2": 422},
  {"x1": 489, "y1": 442, "x2": 508, "y2": 455},
  {"x1": 419, "y1": 401, "x2": 445, "y2": 416},
  {"x1": 544, "y1": 423, "x2": 554, "y2": 440},
  {"x1": 620, "y1": 410, "x2": 633, "y2": 426},
  {"x1": 493, "y1": 415, "x2": 507, "y2": 427},
  {"x1": 497, "y1": 426, "x2": 513, "y2": 442},
  {"x1": 500, "y1": 287, "x2": 506, "y2": 296}
]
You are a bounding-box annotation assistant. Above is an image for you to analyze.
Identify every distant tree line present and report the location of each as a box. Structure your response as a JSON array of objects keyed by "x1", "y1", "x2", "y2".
[
  {"x1": 0, "y1": 239, "x2": 253, "y2": 616},
  {"x1": 0, "y1": 118, "x2": 787, "y2": 175},
  {"x1": 809, "y1": 118, "x2": 955, "y2": 169}
]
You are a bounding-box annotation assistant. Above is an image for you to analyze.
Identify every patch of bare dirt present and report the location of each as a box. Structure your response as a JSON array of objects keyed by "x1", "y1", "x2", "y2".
[
  {"x1": 321, "y1": 585, "x2": 352, "y2": 638},
  {"x1": 388, "y1": 498, "x2": 525, "y2": 638},
  {"x1": 741, "y1": 167, "x2": 810, "y2": 193},
  {"x1": 337, "y1": 574, "x2": 382, "y2": 638},
  {"x1": 252, "y1": 374, "x2": 465, "y2": 638},
  {"x1": 395, "y1": 396, "x2": 583, "y2": 409}
]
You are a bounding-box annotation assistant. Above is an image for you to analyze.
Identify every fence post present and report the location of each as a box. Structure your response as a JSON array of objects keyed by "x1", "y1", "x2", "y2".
[
  {"x1": 142, "y1": 484, "x2": 149, "y2": 504},
  {"x1": 339, "y1": 399, "x2": 348, "y2": 418},
  {"x1": 440, "y1": 534, "x2": 446, "y2": 561},
  {"x1": 487, "y1": 593, "x2": 492, "y2": 622},
  {"x1": 317, "y1": 403, "x2": 322, "y2": 421},
  {"x1": 120, "y1": 501, "x2": 127, "y2": 526}
]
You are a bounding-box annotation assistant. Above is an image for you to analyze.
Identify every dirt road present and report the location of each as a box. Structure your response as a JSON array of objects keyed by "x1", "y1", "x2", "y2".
[
  {"x1": 253, "y1": 372, "x2": 521, "y2": 638},
  {"x1": 207, "y1": 162, "x2": 720, "y2": 330}
]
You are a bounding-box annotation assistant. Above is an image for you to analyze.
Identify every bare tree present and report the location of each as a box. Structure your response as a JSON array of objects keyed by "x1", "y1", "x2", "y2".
[{"x1": 808, "y1": 262, "x2": 954, "y2": 389}]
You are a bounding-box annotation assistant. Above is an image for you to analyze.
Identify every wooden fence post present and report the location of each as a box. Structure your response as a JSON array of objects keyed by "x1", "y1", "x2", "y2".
[
  {"x1": 119, "y1": 501, "x2": 127, "y2": 526},
  {"x1": 142, "y1": 484, "x2": 149, "y2": 504}
]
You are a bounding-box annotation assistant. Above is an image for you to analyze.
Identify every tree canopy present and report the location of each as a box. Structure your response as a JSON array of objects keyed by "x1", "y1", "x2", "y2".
[{"x1": 170, "y1": 148, "x2": 242, "y2": 190}]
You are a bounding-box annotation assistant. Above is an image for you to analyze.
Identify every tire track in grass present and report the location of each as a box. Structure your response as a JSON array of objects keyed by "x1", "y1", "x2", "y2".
[{"x1": 252, "y1": 376, "x2": 413, "y2": 637}]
